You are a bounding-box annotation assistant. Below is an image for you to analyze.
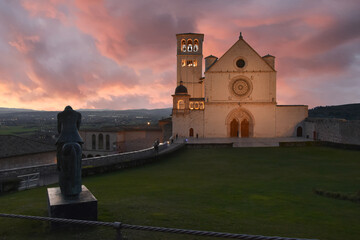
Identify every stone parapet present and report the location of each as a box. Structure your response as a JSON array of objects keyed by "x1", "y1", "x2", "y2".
[
  {"x1": 304, "y1": 118, "x2": 360, "y2": 145},
  {"x1": 0, "y1": 143, "x2": 185, "y2": 189}
]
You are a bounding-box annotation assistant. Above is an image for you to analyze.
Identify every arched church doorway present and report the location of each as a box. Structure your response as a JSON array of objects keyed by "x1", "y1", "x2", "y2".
[
  {"x1": 241, "y1": 119, "x2": 249, "y2": 138},
  {"x1": 230, "y1": 119, "x2": 239, "y2": 137},
  {"x1": 189, "y1": 128, "x2": 194, "y2": 137},
  {"x1": 297, "y1": 126, "x2": 303, "y2": 137},
  {"x1": 226, "y1": 108, "x2": 254, "y2": 138}
]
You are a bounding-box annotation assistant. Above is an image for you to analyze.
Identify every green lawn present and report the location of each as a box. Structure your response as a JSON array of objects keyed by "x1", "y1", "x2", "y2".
[
  {"x1": 0, "y1": 146, "x2": 359, "y2": 240},
  {"x1": 0, "y1": 126, "x2": 39, "y2": 135}
]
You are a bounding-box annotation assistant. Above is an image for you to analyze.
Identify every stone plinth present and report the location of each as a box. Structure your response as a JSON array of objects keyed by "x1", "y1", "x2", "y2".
[{"x1": 47, "y1": 185, "x2": 97, "y2": 226}]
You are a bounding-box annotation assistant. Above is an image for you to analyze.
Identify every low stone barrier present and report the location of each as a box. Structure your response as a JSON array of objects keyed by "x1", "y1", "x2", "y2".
[
  {"x1": 186, "y1": 143, "x2": 233, "y2": 149},
  {"x1": 0, "y1": 143, "x2": 184, "y2": 192}
]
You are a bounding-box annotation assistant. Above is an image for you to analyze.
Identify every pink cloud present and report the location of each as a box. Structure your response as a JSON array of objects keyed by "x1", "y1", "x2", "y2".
[
  {"x1": 0, "y1": 0, "x2": 359, "y2": 110},
  {"x1": 8, "y1": 35, "x2": 40, "y2": 53}
]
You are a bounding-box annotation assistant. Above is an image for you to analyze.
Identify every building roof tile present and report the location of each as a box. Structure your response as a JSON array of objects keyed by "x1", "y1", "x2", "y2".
[{"x1": 0, "y1": 135, "x2": 56, "y2": 159}]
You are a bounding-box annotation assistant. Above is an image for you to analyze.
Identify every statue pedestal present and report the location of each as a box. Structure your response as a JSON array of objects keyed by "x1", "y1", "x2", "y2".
[{"x1": 47, "y1": 185, "x2": 97, "y2": 227}]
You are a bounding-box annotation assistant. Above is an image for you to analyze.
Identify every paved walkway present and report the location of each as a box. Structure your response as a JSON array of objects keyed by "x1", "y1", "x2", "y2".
[{"x1": 175, "y1": 137, "x2": 312, "y2": 147}]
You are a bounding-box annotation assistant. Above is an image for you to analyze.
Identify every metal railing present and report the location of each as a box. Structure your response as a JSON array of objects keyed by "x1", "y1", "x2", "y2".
[
  {"x1": 0, "y1": 213, "x2": 318, "y2": 240},
  {"x1": 17, "y1": 172, "x2": 40, "y2": 190}
]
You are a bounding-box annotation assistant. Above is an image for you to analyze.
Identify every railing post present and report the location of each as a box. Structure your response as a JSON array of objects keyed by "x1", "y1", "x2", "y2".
[{"x1": 113, "y1": 222, "x2": 123, "y2": 240}]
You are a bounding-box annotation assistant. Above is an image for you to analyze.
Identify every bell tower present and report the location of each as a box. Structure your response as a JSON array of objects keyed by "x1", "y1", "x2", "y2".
[{"x1": 176, "y1": 33, "x2": 204, "y2": 98}]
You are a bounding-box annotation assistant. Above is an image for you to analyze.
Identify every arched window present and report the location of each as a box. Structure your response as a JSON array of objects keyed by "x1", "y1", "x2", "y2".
[
  {"x1": 194, "y1": 39, "x2": 199, "y2": 52},
  {"x1": 98, "y1": 133, "x2": 104, "y2": 149},
  {"x1": 193, "y1": 59, "x2": 197, "y2": 67},
  {"x1": 92, "y1": 134, "x2": 96, "y2": 150},
  {"x1": 181, "y1": 39, "x2": 186, "y2": 52},
  {"x1": 187, "y1": 60, "x2": 193, "y2": 67},
  {"x1": 177, "y1": 100, "x2": 185, "y2": 109},
  {"x1": 187, "y1": 39, "x2": 192, "y2": 52},
  {"x1": 106, "y1": 134, "x2": 110, "y2": 150}
]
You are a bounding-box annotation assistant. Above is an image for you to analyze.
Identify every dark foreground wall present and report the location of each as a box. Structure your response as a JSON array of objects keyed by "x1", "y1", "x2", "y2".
[{"x1": 0, "y1": 143, "x2": 184, "y2": 192}]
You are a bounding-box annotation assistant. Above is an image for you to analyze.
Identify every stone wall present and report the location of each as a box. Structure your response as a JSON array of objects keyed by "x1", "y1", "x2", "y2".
[
  {"x1": 0, "y1": 151, "x2": 56, "y2": 170},
  {"x1": 81, "y1": 129, "x2": 163, "y2": 157},
  {"x1": 275, "y1": 105, "x2": 308, "y2": 137},
  {"x1": 304, "y1": 118, "x2": 360, "y2": 145},
  {"x1": 0, "y1": 142, "x2": 184, "y2": 190},
  {"x1": 123, "y1": 130, "x2": 163, "y2": 152}
]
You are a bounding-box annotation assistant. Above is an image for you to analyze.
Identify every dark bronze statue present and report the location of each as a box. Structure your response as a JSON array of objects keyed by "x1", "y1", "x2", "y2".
[{"x1": 56, "y1": 106, "x2": 84, "y2": 198}]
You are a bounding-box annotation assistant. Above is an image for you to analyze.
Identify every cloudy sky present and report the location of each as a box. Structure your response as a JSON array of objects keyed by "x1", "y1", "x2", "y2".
[{"x1": 0, "y1": 0, "x2": 359, "y2": 111}]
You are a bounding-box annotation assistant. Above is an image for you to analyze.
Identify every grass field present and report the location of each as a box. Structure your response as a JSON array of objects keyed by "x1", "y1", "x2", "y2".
[
  {"x1": 0, "y1": 126, "x2": 39, "y2": 135},
  {"x1": 0, "y1": 146, "x2": 359, "y2": 240}
]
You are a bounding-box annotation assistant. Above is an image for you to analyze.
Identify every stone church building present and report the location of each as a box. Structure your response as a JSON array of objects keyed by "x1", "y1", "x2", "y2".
[{"x1": 172, "y1": 33, "x2": 308, "y2": 138}]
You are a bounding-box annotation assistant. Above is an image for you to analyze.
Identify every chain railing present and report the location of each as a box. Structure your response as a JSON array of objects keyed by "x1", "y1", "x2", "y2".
[{"x1": 0, "y1": 213, "x2": 318, "y2": 240}]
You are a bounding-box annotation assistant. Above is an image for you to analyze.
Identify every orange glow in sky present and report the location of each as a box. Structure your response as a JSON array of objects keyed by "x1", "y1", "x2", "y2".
[{"x1": 0, "y1": 0, "x2": 359, "y2": 110}]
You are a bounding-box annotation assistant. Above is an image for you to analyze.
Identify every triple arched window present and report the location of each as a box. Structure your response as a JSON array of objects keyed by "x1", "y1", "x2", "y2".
[
  {"x1": 181, "y1": 39, "x2": 199, "y2": 53},
  {"x1": 91, "y1": 133, "x2": 110, "y2": 150},
  {"x1": 181, "y1": 59, "x2": 198, "y2": 68}
]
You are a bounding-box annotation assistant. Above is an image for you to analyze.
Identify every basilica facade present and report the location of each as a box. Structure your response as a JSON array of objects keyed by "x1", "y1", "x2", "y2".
[{"x1": 172, "y1": 33, "x2": 308, "y2": 138}]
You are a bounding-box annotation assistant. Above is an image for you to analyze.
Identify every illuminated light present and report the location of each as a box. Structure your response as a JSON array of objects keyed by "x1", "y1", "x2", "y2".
[
  {"x1": 181, "y1": 59, "x2": 186, "y2": 67},
  {"x1": 189, "y1": 102, "x2": 194, "y2": 109},
  {"x1": 200, "y1": 102, "x2": 205, "y2": 109},
  {"x1": 177, "y1": 100, "x2": 185, "y2": 109},
  {"x1": 187, "y1": 39, "x2": 193, "y2": 52},
  {"x1": 193, "y1": 59, "x2": 197, "y2": 67},
  {"x1": 147, "y1": 122, "x2": 150, "y2": 125},
  {"x1": 194, "y1": 39, "x2": 199, "y2": 52},
  {"x1": 194, "y1": 102, "x2": 199, "y2": 109},
  {"x1": 181, "y1": 39, "x2": 186, "y2": 52}
]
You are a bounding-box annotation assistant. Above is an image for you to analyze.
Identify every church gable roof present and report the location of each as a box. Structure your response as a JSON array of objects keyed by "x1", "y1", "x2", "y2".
[{"x1": 206, "y1": 36, "x2": 275, "y2": 72}]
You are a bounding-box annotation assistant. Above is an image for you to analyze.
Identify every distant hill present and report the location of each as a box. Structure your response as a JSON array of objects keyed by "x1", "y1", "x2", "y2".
[
  {"x1": 309, "y1": 103, "x2": 360, "y2": 120},
  {"x1": 0, "y1": 107, "x2": 37, "y2": 114},
  {"x1": 0, "y1": 107, "x2": 171, "y2": 115},
  {"x1": 78, "y1": 108, "x2": 172, "y2": 118}
]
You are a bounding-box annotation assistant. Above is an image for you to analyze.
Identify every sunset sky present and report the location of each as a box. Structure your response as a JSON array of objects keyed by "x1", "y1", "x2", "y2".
[{"x1": 0, "y1": 0, "x2": 359, "y2": 111}]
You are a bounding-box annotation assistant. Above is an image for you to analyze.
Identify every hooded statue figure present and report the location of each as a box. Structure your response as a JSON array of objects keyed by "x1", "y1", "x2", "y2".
[{"x1": 56, "y1": 106, "x2": 84, "y2": 198}]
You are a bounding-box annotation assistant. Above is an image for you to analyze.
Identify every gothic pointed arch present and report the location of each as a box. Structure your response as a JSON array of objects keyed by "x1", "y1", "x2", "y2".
[{"x1": 225, "y1": 108, "x2": 254, "y2": 137}]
